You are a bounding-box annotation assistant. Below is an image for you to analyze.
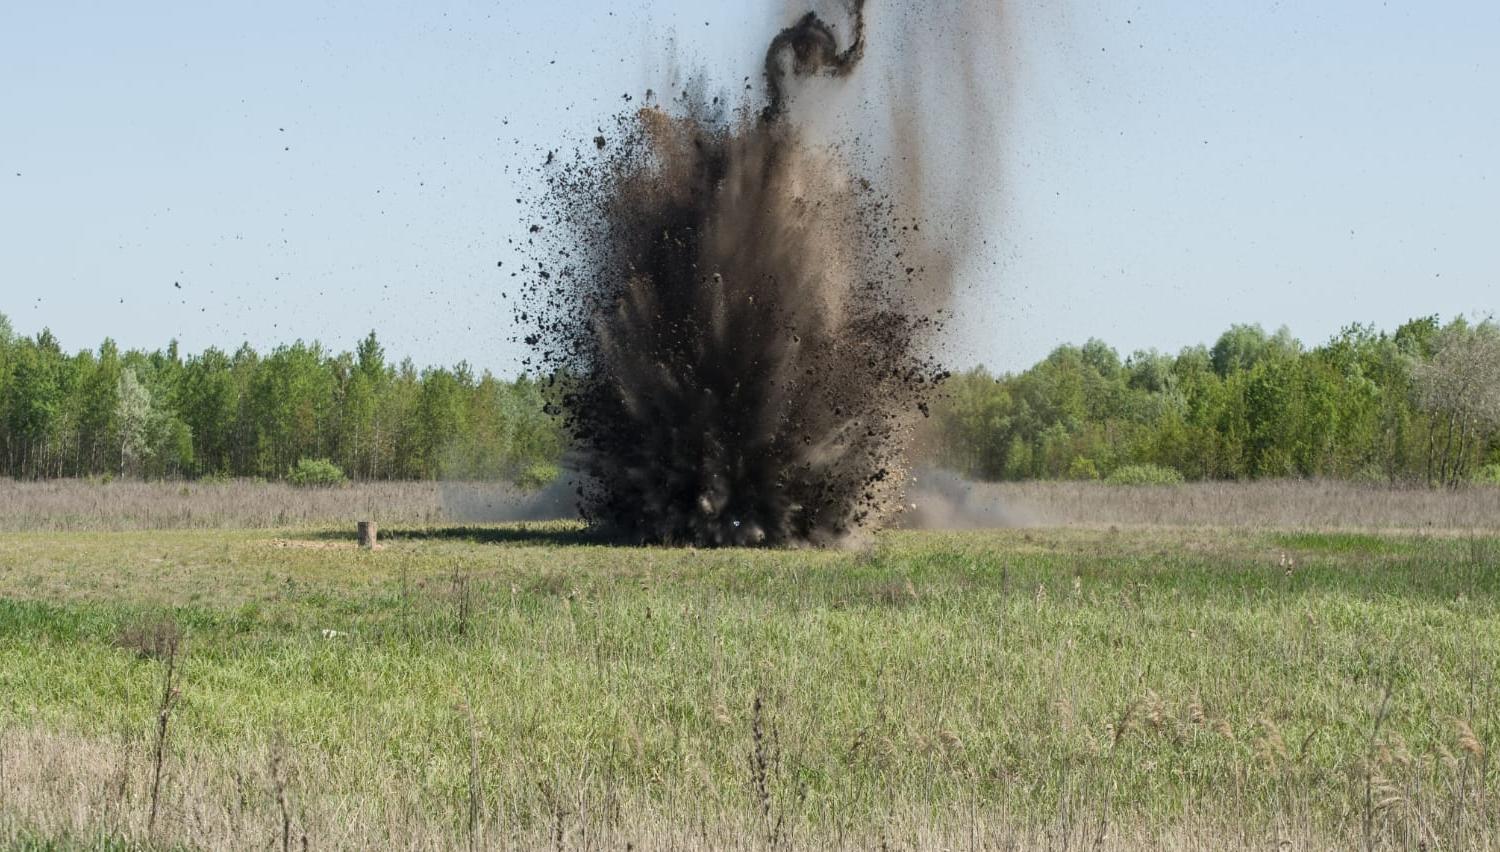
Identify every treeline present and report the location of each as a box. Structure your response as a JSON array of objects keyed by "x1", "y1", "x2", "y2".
[
  {"x1": 932, "y1": 316, "x2": 1500, "y2": 487},
  {"x1": 0, "y1": 313, "x2": 561, "y2": 481},
  {"x1": 4, "y1": 311, "x2": 1497, "y2": 487}
]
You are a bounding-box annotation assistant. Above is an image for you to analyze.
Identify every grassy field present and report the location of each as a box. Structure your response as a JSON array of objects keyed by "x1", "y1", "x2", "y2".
[{"x1": 0, "y1": 506, "x2": 1496, "y2": 851}]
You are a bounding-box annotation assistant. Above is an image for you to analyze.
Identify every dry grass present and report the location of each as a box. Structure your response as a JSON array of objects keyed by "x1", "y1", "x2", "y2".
[
  {"x1": 1, "y1": 725, "x2": 1483, "y2": 851},
  {"x1": 6, "y1": 477, "x2": 1499, "y2": 534},
  {"x1": 948, "y1": 479, "x2": 1500, "y2": 532},
  {"x1": 0, "y1": 479, "x2": 530, "y2": 532}
]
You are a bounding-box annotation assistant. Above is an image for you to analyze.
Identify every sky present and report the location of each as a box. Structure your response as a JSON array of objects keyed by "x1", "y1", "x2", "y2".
[{"x1": 2, "y1": 0, "x2": 1496, "y2": 375}]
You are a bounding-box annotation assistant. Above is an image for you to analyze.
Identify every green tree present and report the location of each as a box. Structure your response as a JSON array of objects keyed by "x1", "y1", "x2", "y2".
[
  {"x1": 77, "y1": 340, "x2": 122, "y2": 474},
  {"x1": 179, "y1": 347, "x2": 238, "y2": 476},
  {"x1": 1126, "y1": 349, "x2": 1176, "y2": 394},
  {"x1": 1210, "y1": 324, "x2": 1298, "y2": 377},
  {"x1": 1413, "y1": 318, "x2": 1500, "y2": 487},
  {"x1": 5, "y1": 336, "x2": 63, "y2": 476},
  {"x1": 116, "y1": 367, "x2": 155, "y2": 476},
  {"x1": 414, "y1": 367, "x2": 466, "y2": 478}
]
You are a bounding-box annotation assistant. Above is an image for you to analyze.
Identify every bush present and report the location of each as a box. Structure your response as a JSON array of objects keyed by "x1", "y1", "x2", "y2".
[
  {"x1": 516, "y1": 461, "x2": 560, "y2": 492},
  {"x1": 1474, "y1": 464, "x2": 1500, "y2": 486},
  {"x1": 287, "y1": 458, "x2": 347, "y2": 488},
  {"x1": 1105, "y1": 463, "x2": 1185, "y2": 486},
  {"x1": 1066, "y1": 457, "x2": 1100, "y2": 481}
]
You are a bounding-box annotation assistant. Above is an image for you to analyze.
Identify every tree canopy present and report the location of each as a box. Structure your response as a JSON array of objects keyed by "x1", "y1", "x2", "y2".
[
  {"x1": 1, "y1": 312, "x2": 1495, "y2": 487},
  {"x1": 930, "y1": 317, "x2": 1500, "y2": 487},
  {"x1": 0, "y1": 318, "x2": 561, "y2": 482}
]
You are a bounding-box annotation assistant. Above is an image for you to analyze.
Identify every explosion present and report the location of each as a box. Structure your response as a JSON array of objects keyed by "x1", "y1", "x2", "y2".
[{"x1": 518, "y1": 1, "x2": 960, "y2": 546}]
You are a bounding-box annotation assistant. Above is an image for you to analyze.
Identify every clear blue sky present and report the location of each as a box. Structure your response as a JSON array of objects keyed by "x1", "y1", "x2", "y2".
[{"x1": 2, "y1": 0, "x2": 1496, "y2": 374}]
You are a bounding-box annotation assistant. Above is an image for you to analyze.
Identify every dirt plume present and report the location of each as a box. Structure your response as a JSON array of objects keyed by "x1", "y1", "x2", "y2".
[{"x1": 517, "y1": 1, "x2": 992, "y2": 546}]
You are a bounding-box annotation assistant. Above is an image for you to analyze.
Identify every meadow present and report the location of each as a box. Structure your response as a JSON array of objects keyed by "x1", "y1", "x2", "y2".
[{"x1": 0, "y1": 481, "x2": 1496, "y2": 850}]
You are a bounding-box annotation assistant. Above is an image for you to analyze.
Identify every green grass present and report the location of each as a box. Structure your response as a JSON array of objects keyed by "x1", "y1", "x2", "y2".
[
  {"x1": 1272, "y1": 531, "x2": 1402, "y2": 554},
  {"x1": 0, "y1": 525, "x2": 1496, "y2": 849}
]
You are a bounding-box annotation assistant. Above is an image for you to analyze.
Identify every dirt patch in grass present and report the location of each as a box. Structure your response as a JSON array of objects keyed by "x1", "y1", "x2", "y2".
[{"x1": 268, "y1": 538, "x2": 376, "y2": 551}]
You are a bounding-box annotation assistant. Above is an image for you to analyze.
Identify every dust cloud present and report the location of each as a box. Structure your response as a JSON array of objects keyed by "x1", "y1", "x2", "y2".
[{"x1": 514, "y1": 1, "x2": 1010, "y2": 545}]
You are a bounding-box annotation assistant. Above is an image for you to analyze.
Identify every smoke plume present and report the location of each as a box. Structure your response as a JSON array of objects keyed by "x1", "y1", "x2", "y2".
[{"x1": 517, "y1": 1, "x2": 998, "y2": 546}]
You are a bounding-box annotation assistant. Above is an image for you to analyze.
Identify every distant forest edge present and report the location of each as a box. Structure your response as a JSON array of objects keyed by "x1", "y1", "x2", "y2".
[
  {"x1": 1, "y1": 311, "x2": 1497, "y2": 488},
  {"x1": 935, "y1": 316, "x2": 1499, "y2": 488},
  {"x1": 0, "y1": 315, "x2": 561, "y2": 484}
]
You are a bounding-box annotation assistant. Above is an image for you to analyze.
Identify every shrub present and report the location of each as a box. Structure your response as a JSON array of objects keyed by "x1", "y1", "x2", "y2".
[
  {"x1": 1474, "y1": 463, "x2": 1500, "y2": 486},
  {"x1": 516, "y1": 461, "x2": 560, "y2": 492},
  {"x1": 1066, "y1": 457, "x2": 1100, "y2": 481},
  {"x1": 287, "y1": 458, "x2": 347, "y2": 488},
  {"x1": 1105, "y1": 463, "x2": 1185, "y2": 486}
]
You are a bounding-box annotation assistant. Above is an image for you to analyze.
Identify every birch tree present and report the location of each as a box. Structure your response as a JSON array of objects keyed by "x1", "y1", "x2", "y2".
[{"x1": 117, "y1": 367, "x2": 155, "y2": 477}]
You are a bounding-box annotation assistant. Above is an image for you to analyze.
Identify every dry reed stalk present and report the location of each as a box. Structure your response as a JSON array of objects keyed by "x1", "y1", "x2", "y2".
[
  {"x1": 147, "y1": 635, "x2": 180, "y2": 835},
  {"x1": 459, "y1": 701, "x2": 482, "y2": 852},
  {"x1": 1364, "y1": 682, "x2": 1394, "y2": 852}
]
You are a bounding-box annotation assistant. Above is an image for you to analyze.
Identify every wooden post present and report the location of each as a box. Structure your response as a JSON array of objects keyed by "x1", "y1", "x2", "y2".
[{"x1": 357, "y1": 521, "x2": 378, "y2": 549}]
